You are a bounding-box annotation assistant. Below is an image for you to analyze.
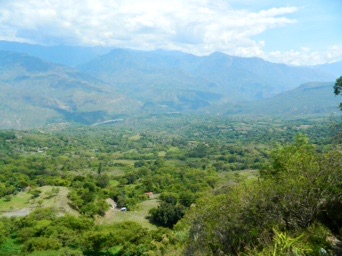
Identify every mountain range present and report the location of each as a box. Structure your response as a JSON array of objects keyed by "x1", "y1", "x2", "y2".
[
  {"x1": 0, "y1": 40, "x2": 112, "y2": 67},
  {"x1": 78, "y1": 49, "x2": 335, "y2": 103},
  {"x1": 221, "y1": 82, "x2": 340, "y2": 116},
  {"x1": 0, "y1": 51, "x2": 140, "y2": 129},
  {"x1": 0, "y1": 41, "x2": 340, "y2": 129}
]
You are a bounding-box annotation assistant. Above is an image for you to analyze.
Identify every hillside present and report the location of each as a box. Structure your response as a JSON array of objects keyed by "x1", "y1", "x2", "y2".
[
  {"x1": 0, "y1": 51, "x2": 140, "y2": 129},
  {"x1": 222, "y1": 82, "x2": 340, "y2": 116},
  {"x1": 78, "y1": 49, "x2": 222, "y2": 111},
  {"x1": 78, "y1": 49, "x2": 334, "y2": 104},
  {"x1": 0, "y1": 116, "x2": 340, "y2": 255},
  {"x1": 0, "y1": 40, "x2": 112, "y2": 67},
  {"x1": 312, "y1": 61, "x2": 342, "y2": 78},
  {"x1": 0, "y1": 45, "x2": 339, "y2": 129}
]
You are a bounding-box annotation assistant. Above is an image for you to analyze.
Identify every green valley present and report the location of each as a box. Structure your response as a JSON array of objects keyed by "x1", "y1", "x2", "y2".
[{"x1": 0, "y1": 114, "x2": 341, "y2": 255}]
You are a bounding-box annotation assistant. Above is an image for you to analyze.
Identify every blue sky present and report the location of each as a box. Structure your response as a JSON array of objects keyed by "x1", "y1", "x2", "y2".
[{"x1": 0, "y1": 0, "x2": 341, "y2": 65}]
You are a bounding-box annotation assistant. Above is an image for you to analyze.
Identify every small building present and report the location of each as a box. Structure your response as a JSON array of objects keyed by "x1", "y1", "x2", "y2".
[{"x1": 145, "y1": 192, "x2": 154, "y2": 198}]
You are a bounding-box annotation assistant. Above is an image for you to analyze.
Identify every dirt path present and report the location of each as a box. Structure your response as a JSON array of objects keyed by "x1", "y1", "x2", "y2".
[
  {"x1": 1, "y1": 208, "x2": 32, "y2": 217},
  {"x1": 104, "y1": 199, "x2": 116, "y2": 218}
]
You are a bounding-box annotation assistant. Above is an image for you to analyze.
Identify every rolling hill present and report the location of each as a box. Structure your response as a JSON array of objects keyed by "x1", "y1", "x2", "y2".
[
  {"x1": 0, "y1": 51, "x2": 140, "y2": 129},
  {"x1": 0, "y1": 43, "x2": 340, "y2": 129},
  {"x1": 0, "y1": 40, "x2": 112, "y2": 67},
  {"x1": 78, "y1": 49, "x2": 334, "y2": 104},
  {"x1": 221, "y1": 82, "x2": 340, "y2": 116},
  {"x1": 312, "y1": 61, "x2": 342, "y2": 78}
]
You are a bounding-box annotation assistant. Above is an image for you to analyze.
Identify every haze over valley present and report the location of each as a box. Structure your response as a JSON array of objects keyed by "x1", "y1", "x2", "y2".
[{"x1": 0, "y1": 41, "x2": 340, "y2": 129}]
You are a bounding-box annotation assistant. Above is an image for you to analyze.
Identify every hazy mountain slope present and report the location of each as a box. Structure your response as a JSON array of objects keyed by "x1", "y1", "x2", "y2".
[
  {"x1": 222, "y1": 82, "x2": 340, "y2": 116},
  {"x1": 78, "y1": 49, "x2": 222, "y2": 110},
  {"x1": 0, "y1": 40, "x2": 112, "y2": 66},
  {"x1": 186, "y1": 52, "x2": 334, "y2": 98},
  {"x1": 79, "y1": 49, "x2": 334, "y2": 103},
  {"x1": 0, "y1": 46, "x2": 339, "y2": 129},
  {"x1": 0, "y1": 51, "x2": 140, "y2": 129},
  {"x1": 312, "y1": 61, "x2": 342, "y2": 78}
]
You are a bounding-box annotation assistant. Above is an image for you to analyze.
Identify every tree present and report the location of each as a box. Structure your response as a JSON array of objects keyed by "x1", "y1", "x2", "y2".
[
  {"x1": 149, "y1": 202, "x2": 185, "y2": 228},
  {"x1": 334, "y1": 76, "x2": 342, "y2": 110},
  {"x1": 23, "y1": 237, "x2": 62, "y2": 252},
  {"x1": 184, "y1": 136, "x2": 342, "y2": 255}
]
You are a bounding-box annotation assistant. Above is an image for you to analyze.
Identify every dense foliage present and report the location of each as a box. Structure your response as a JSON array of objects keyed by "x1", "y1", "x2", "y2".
[
  {"x1": 334, "y1": 75, "x2": 342, "y2": 110},
  {"x1": 0, "y1": 115, "x2": 341, "y2": 255},
  {"x1": 184, "y1": 135, "x2": 342, "y2": 255}
]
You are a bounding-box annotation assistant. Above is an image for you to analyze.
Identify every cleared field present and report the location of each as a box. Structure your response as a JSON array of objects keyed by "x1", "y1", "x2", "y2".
[
  {"x1": 0, "y1": 192, "x2": 32, "y2": 211},
  {"x1": 37, "y1": 186, "x2": 79, "y2": 216},
  {"x1": 128, "y1": 134, "x2": 142, "y2": 141},
  {"x1": 157, "y1": 151, "x2": 166, "y2": 157},
  {"x1": 0, "y1": 186, "x2": 78, "y2": 217},
  {"x1": 215, "y1": 169, "x2": 259, "y2": 190},
  {"x1": 97, "y1": 198, "x2": 160, "y2": 230},
  {"x1": 113, "y1": 159, "x2": 136, "y2": 166},
  {"x1": 219, "y1": 169, "x2": 259, "y2": 181}
]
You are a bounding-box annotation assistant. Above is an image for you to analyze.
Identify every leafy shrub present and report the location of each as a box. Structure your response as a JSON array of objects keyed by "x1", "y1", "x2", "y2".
[
  {"x1": 185, "y1": 136, "x2": 342, "y2": 255},
  {"x1": 24, "y1": 237, "x2": 62, "y2": 253}
]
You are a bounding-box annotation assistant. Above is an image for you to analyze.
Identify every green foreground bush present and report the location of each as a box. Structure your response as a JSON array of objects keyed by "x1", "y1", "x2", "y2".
[{"x1": 184, "y1": 136, "x2": 342, "y2": 255}]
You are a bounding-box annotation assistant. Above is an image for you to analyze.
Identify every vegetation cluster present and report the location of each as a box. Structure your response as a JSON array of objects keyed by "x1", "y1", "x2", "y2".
[{"x1": 0, "y1": 114, "x2": 341, "y2": 255}]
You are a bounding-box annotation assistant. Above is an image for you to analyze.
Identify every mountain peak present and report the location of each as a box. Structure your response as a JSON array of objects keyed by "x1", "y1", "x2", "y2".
[
  {"x1": 209, "y1": 51, "x2": 229, "y2": 58},
  {"x1": 0, "y1": 50, "x2": 54, "y2": 73}
]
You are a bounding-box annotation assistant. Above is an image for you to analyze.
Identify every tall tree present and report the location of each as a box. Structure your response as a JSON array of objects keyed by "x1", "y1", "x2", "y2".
[{"x1": 333, "y1": 76, "x2": 342, "y2": 110}]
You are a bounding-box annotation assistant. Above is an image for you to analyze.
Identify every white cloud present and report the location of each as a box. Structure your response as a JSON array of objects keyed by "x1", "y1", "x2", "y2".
[
  {"x1": 0, "y1": 0, "x2": 340, "y2": 65},
  {"x1": 0, "y1": 1, "x2": 297, "y2": 50},
  {"x1": 268, "y1": 45, "x2": 342, "y2": 65}
]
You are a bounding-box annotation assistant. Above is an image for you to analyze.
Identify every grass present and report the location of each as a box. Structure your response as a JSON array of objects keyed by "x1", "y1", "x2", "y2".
[
  {"x1": 0, "y1": 192, "x2": 31, "y2": 211},
  {"x1": 36, "y1": 186, "x2": 79, "y2": 216},
  {"x1": 222, "y1": 169, "x2": 259, "y2": 180},
  {"x1": 167, "y1": 147, "x2": 180, "y2": 153},
  {"x1": 112, "y1": 159, "x2": 136, "y2": 166},
  {"x1": 128, "y1": 134, "x2": 142, "y2": 141},
  {"x1": 97, "y1": 198, "x2": 160, "y2": 230},
  {"x1": 158, "y1": 151, "x2": 166, "y2": 157},
  {"x1": 217, "y1": 169, "x2": 259, "y2": 188},
  {"x1": 109, "y1": 180, "x2": 120, "y2": 187},
  {"x1": 0, "y1": 186, "x2": 78, "y2": 217},
  {"x1": 108, "y1": 169, "x2": 126, "y2": 177}
]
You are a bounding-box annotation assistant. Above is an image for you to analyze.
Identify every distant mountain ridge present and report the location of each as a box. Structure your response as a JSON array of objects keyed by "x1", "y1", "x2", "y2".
[
  {"x1": 0, "y1": 41, "x2": 340, "y2": 129},
  {"x1": 312, "y1": 61, "x2": 342, "y2": 78},
  {"x1": 221, "y1": 82, "x2": 340, "y2": 116},
  {"x1": 0, "y1": 40, "x2": 113, "y2": 66},
  {"x1": 78, "y1": 48, "x2": 334, "y2": 103},
  {"x1": 0, "y1": 51, "x2": 140, "y2": 129}
]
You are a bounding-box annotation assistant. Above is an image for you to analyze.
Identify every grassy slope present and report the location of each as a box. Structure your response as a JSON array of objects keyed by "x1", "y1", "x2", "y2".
[
  {"x1": 97, "y1": 198, "x2": 160, "y2": 230},
  {"x1": 0, "y1": 186, "x2": 78, "y2": 217},
  {"x1": 224, "y1": 82, "x2": 340, "y2": 116},
  {"x1": 0, "y1": 184, "x2": 159, "y2": 229}
]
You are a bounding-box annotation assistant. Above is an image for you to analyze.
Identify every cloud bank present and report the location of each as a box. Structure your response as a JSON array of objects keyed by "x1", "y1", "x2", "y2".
[{"x1": 0, "y1": 0, "x2": 340, "y2": 65}]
